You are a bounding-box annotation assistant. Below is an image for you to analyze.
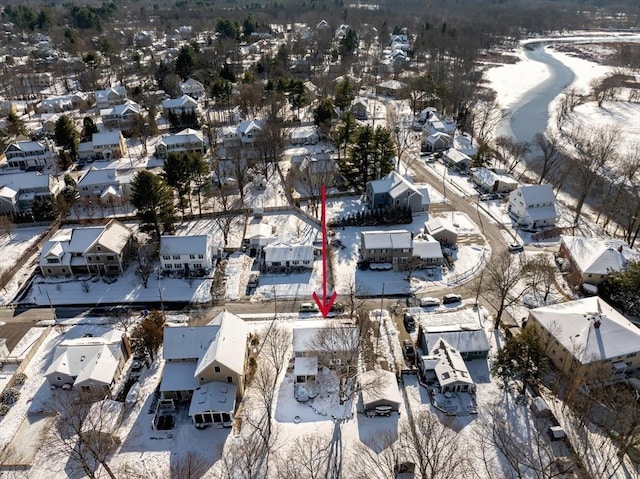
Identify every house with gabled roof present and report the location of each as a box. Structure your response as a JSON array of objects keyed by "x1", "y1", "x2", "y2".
[
  {"x1": 424, "y1": 217, "x2": 458, "y2": 246},
  {"x1": 91, "y1": 131, "x2": 128, "y2": 159},
  {"x1": 351, "y1": 97, "x2": 368, "y2": 120},
  {"x1": 3, "y1": 140, "x2": 55, "y2": 170},
  {"x1": 376, "y1": 79, "x2": 407, "y2": 97},
  {"x1": 160, "y1": 310, "x2": 248, "y2": 427},
  {"x1": 95, "y1": 86, "x2": 127, "y2": 109},
  {"x1": 264, "y1": 242, "x2": 314, "y2": 272},
  {"x1": 159, "y1": 234, "x2": 217, "y2": 275},
  {"x1": 44, "y1": 328, "x2": 127, "y2": 397},
  {"x1": 471, "y1": 167, "x2": 518, "y2": 193},
  {"x1": 366, "y1": 171, "x2": 430, "y2": 213},
  {"x1": 100, "y1": 100, "x2": 141, "y2": 131},
  {"x1": 412, "y1": 236, "x2": 445, "y2": 268},
  {"x1": 39, "y1": 219, "x2": 134, "y2": 277},
  {"x1": 419, "y1": 338, "x2": 475, "y2": 394},
  {"x1": 559, "y1": 235, "x2": 638, "y2": 287},
  {"x1": 527, "y1": 296, "x2": 640, "y2": 380},
  {"x1": 418, "y1": 325, "x2": 489, "y2": 360},
  {"x1": 422, "y1": 132, "x2": 451, "y2": 152},
  {"x1": 179, "y1": 78, "x2": 206, "y2": 100},
  {"x1": 154, "y1": 128, "x2": 205, "y2": 159},
  {"x1": 360, "y1": 230, "x2": 413, "y2": 270},
  {"x1": 161, "y1": 95, "x2": 198, "y2": 117},
  {"x1": 0, "y1": 170, "x2": 61, "y2": 214},
  {"x1": 76, "y1": 167, "x2": 134, "y2": 205},
  {"x1": 507, "y1": 184, "x2": 558, "y2": 229}
]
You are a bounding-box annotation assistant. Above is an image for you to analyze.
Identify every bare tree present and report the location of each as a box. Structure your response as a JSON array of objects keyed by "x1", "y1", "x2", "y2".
[
  {"x1": 533, "y1": 132, "x2": 563, "y2": 184},
  {"x1": 482, "y1": 251, "x2": 526, "y2": 329},
  {"x1": 260, "y1": 323, "x2": 292, "y2": 382},
  {"x1": 387, "y1": 107, "x2": 419, "y2": 171},
  {"x1": 522, "y1": 254, "x2": 556, "y2": 305},
  {"x1": 566, "y1": 125, "x2": 619, "y2": 225},
  {"x1": 493, "y1": 135, "x2": 530, "y2": 176},
  {"x1": 308, "y1": 321, "x2": 364, "y2": 404},
  {"x1": 347, "y1": 430, "x2": 403, "y2": 479},
  {"x1": 216, "y1": 422, "x2": 275, "y2": 479},
  {"x1": 468, "y1": 99, "x2": 504, "y2": 144},
  {"x1": 474, "y1": 401, "x2": 568, "y2": 479},
  {"x1": 402, "y1": 410, "x2": 471, "y2": 479},
  {"x1": 0, "y1": 215, "x2": 15, "y2": 238},
  {"x1": 170, "y1": 451, "x2": 209, "y2": 479},
  {"x1": 136, "y1": 241, "x2": 156, "y2": 289},
  {"x1": 340, "y1": 276, "x2": 369, "y2": 321},
  {"x1": 274, "y1": 432, "x2": 330, "y2": 479},
  {"x1": 43, "y1": 392, "x2": 120, "y2": 479},
  {"x1": 211, "y1": 191, "x2": 241, "y2": 248}
]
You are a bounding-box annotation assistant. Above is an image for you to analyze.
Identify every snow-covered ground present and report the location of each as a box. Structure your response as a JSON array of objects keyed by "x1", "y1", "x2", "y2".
[{"x1": 0, "y1": 226, "x2": 47, "y2": 305}]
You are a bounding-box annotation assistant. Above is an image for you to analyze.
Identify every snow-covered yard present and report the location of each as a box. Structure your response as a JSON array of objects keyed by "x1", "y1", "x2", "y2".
[{"x1": 0, "y1": 226, "x2": 47, "y2": 305}]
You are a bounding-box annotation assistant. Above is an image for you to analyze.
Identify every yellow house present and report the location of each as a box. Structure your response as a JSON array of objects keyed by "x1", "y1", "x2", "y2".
[{"x1": 527, "y1": 297, "x2": 640, "y2": 381}]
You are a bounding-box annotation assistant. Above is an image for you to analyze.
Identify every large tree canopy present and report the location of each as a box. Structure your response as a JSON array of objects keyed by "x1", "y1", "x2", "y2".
[{"x1": 131, "y1": 171, "x2": 176, "y2": 239}]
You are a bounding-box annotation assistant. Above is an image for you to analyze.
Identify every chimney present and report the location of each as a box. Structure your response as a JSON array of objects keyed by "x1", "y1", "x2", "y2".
[
  {"x1": 618, "y1": 245, "x2": 623, "y2": 253},
  {"x1": 594, "y1": 319, "x2": 601, "y2": 329}
]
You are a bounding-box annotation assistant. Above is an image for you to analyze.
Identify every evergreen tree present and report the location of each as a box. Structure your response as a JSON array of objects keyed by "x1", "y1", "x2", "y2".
[
  {"x1": 81, "y1": 116, "x2": 98, "y2": 142},
  {"x1": 348, "y1": 124, "x2": 374, "y2": 191},
  {"x1": 175, "y1": 45, "x2": 196, "y2": 81},
  {"x1": 600, "y1": 260, "x2": 640, "y2": 316},
  {"x1": 332, "y1": 111, "x2": 357, "y2": 160},
  {"x1": 6, "y1": 112, "x2": 27, "y2": 137},
  {"x1": 131, "y1": 171, "x2": 175, "y2": 239},
  {"x1": 491, "y1": 327, "x2": 547, "y2": 396},
  {"x1": 334, "y1": 77, "x2": 356, "y2": 111},
  {"x1": 372, "y1": 126, "x2": 397, "y2": 179},
  {"x1": 314, "y1": 98, "x2": 334, "y2": 132},
  {"x1": 54, "y1": 115, "x2": 79, "y2": 156},
  {"x1": 163, "y1": 153, "x2": 192, "y2": 214}
]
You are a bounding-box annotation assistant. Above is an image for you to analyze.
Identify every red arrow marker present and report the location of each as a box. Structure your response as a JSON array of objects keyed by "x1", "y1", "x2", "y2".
[{"x1": 313, "y1": 184, "x2": 337, "y2": 318}]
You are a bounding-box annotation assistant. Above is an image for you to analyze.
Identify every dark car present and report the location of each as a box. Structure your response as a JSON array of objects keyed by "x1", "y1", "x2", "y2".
[
  {"x1": 403, "y1": 313, "x2": 416, "y2": 332},
  {"x1": 508, "y1": 243, "x2": 524, "y2": 253},
  {"x1": 403, "y1": 340, "x2": 416, "y2": 362},
  {"x1": 330, "y1": 302, "x2": 345, "y2": 313},
  {"x1": 442, "y1": 293, "x2": 462, "y2": 305}
]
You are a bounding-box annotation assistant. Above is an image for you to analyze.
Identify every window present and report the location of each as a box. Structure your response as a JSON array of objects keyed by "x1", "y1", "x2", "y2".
[
  {"x1": 106, "y1": 255, "x2": 115, "y2": 261},
  {"x1": 46, "y1": 268, "x2": 52, "y2": 274},
  {"x1": 56, "y1": 376, "x2": 62, "y2": 381},
  {"x1": 226, "y1": 376, "x2": 233, "y2": 383},
  {"x1": 194, "y1": 263, "x2": 202, "y2": 269},
  {"x1": 173, "y1": 255, "x2": 180, "y2": 260},
  {"x1": 198, "y1": 254, "x2": 204, "y2": 259},
  {"x1": 189, "y1": 254, "x2": 196, "y2": 259},
  {"x1": 626, "y1": 353, "x2": 637, "y2": 358},
  {"x1": 61, "y1": 268, "x2": 66, "y2": 273},
  {"x1": 47, "y1": 258, "x2": 59, "y2": 264},
  {"x1": 163, "y1": 255, "x2": 171, "y2": 260},
  {"x1": 96, "y1": 246, "x2": 102, "y2": 252},
  {"x1": 174, "y1": 264, "x2": 182, "y2": 269},
  {"x1": 214, "y1": 366, "x2": 220, "y2": 373}
]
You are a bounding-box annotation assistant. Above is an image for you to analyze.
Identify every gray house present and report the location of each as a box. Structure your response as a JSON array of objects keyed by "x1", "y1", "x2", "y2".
[{"x1": 366, "y1": 171, "x2": 430, "y2": 213}]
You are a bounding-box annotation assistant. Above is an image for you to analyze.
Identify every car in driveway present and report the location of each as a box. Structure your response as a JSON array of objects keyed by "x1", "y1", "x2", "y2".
[
  {"x1": 403, "y1": 313, "x2": 416, "y2": 332},
  {"x1": 402, "y1": 340, "x2": 416, "y2": 362},
  {"x1": 508, "y1": 243, "x2": 524, "y2": 253},
  {"x1": 442, "y1": 293, "x2": 462, "y2": 305}
]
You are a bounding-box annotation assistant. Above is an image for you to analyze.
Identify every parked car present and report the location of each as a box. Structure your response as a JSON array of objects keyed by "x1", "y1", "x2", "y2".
[
  {"x1": 247, "y1": 272, "x2": 260, "y2": 287},
  {"x1": 403, "y1": 313, "x2": 416, "y2": 332},
  {"x1": 299, "y1": 302, "x2": 319, "y2": 312},
  {"x1": 508, "y1": 243, "x2": 524, "y2": 253},
  {"x1": 403, "y1": 340, "x2": 416, "y2": 362},
  {"x1": 330, "y1": 302, "x2": 345, "y2": 313},
  {"x1": 442, "y1": 293, "x2": 462, "y2": 305},
  {"x1": 420, "y1": 297, "x2": 441, "y2": 307}
]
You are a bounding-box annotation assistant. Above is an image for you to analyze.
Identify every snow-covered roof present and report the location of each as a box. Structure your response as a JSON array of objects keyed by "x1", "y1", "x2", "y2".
[
  {"x1": 361, "y1": 230, "x2": 412, "y2": 250},
  {"x1": 561, "y1": 235, "x2": 637, "y2": 276},
  {"x1": 360, "y1": 369, "x2": 402, "y2": 408},
  {"x1": 92, "y1": 131, "x2": 122, "y2": 147},
  {"x1": 45, "y1": 329, "x2": 123, "y2": 386},
  {"x1": 160, "y1": 361, "x2": 198, "y2": 392},
  {"x1": 160, "y1": 235, "x2": 209, "y2": 256},
  {"x1": 445, "y1": 148, "x2": 471, "y2": 164},
  {"x1": 95, "y1": 85, "x2": 126, "y2": 102},
  {"x1": 412, "y1": 238, "x2": 443, "y2": 260},
  {"x1": 425, "y1": 338, "x2": 474, "y2": 388},
  {"x1": 292, "y1": 320, "x2": 356, "y2": 353},
  {"x1": 188, "y1": 381, "x2": 237, "y2": 416},
  {"x1": 530, "y1": 297, "x2": 640, "y2": 364},
  {"x1": 77, "y1": 167, "x2": 129, "y2": 187},
  {"x1": 377, "y1": 79, "x2": 407, "y2": 90},
  {"x1": 4, "y1": 140, "x2": 47, "y2": 154},
  {"x1": 163, "y1": 326, "x2": 219, "y2": 360},
  {"x1": 472, "y1": 167, "x2": 518, "y2": 188},
  {"x1": 422, "y1": 328, "x2": 489, "y2": 354},
  {"x1": 100, "y1": 100, "x2": 141, "y2": 117},
  {"x1": 0, "y1": 171, "x2": 53, "y2": 191},
  {"x1": 0, "y1": 186, "x2": 17, "y2": 200},
  {"x1": 425, "y1": 217, "x2": 457, "y2": 236},
  {"x1": 160, "y1": 128, "x2": 203, "y2": 146},
  {"x1": 265, "y1": 242, "x2": 314, "y2": 263},
  {"x1": 299, "y1": 156, "x2": 334, "y2": 175},
  {"x1": 517, "y1": 184, "x2": 555, "y2": 206},
  {"x1": 294, "y1": 356, "x2": 317, "y2": 377},
  {"x1": 369, "y1": 171, "x2": 421, "y2": 199},
  {"x1": 290, "y1": 126, "x2": 318, "y2": 140},
  {"x1": 162, "y1": 95, "x2": 198, "y2": 109}
]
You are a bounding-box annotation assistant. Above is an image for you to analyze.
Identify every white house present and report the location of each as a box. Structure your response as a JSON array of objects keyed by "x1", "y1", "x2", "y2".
[
  {"x1": 3, "y1": 140, "x2": 55, "y2": 170},
  {"x1": 76, "y1": 167, "x2": 134, "y2": 204},
  {"x1": 422, "y1": 132, "x2": 451, "y2": 152},
  {"x1": 264, "y1": 242, "x2": 314, "y2": 271},
  {"x1": 527, "y1": 296, "x2": 640, "y2": 379},
  {"x1": 160, "y1": 310, "x2": 248, "y2": 427},
  {"x1": 159, "y1": 235, "x2": 217, "y2": 275},
  {"x1": 155, "y1": 128, "x2": 205, "y2": 159},
  {"x1": 507, "y1": 184, "x2": 558, "y2": 229},
  {"x1": 179, "y1": 78, "x2": 206, "y2": 100},
  {"x1": 244, "y1": 222, "x2": 277, "y2": 247},
  {"x1": 100, "y1": 100, "x2": 141, "y2": 131},
  {"x1": 559, "y1": 235, "x2": 638, "y2": 287},
  {"x1": 0, "y1": 170, "x2": 61, "y2": 214},
  {"x1": 412, "y1": 236, "x2": 445, "y2": 268},
  {"x1": 161, "y1": 95, "x2": 198, "y2": 117},
  {"x1": 95, "y1": 86, "x2": 127, "y2": 109},
  {"x1": 366, "y1": 171, "x2": 430, "y2": 213},
  {"x1": 289, "y1": 126, "x2": 319, "y2": 145},
  {"x1": 444, "y1": 148, "x2": 472, "y2": 171},
  {"x1": 419, "y1": 338, "x2": 475, "y2": 394},
  {"x1": 44, "y1": 329, "x2": 127, "y2": 397}
]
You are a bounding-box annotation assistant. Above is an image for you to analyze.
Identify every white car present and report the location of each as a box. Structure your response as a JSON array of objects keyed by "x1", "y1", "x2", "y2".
[{"x1": 420, "y1": 297, "x2": 441, "y2": 307}]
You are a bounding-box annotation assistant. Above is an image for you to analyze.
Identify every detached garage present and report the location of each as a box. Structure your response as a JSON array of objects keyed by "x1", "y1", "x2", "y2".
[{"x1": 360, "y1": 369, "x2": 402, "y2": 413}]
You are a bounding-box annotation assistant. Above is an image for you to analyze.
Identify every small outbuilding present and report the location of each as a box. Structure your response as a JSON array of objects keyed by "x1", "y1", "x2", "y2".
[{"x1": 359, "y1": 369, "x2": 402, "y2": 413}]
